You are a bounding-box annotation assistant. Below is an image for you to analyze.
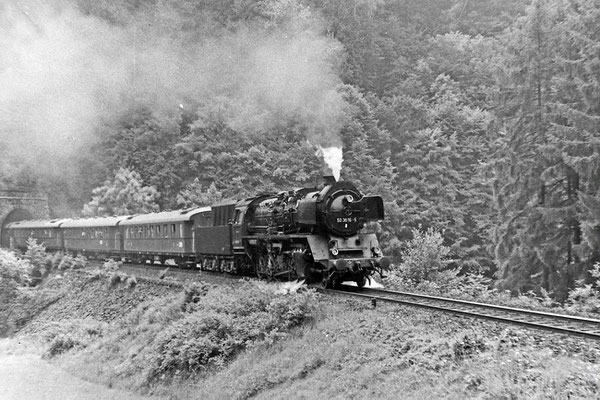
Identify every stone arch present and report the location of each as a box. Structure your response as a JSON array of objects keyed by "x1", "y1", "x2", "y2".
[
  {"x1": 1, "y1": 209, "x2": 34, "y2": 247},
  {"x1": 0, "y1": 190, "x2": 49, "y2": 248}
]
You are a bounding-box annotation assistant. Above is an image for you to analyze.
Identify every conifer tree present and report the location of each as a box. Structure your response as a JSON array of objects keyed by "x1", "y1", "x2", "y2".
[
  {"x1": 491, "y1": 0, "x2": 563, "y2": 295},
  {"x1": 548, "y1": 0, "x2": 600, "y2": 286}
]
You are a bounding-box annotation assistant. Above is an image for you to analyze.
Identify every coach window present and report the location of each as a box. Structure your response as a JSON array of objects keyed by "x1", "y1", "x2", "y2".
[
  {"x1": 180, "y1": 224, "x2": 184, "y2": 238},
  {"x1": 171, "y1": 224, "x2": 176, "y2": 238},
  {"x1": 150, "y1": 226, "x2": 154, "y2": 238},
  {"x1": 156, "y1": 225, "x2": 161, "y2": 237},
  {"x1": 163, "y1": 224, "x2": 168, "y2": 238}
]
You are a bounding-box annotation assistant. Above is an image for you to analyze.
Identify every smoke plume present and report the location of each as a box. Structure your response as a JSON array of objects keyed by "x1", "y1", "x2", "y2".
[{"x1": 0, "y1": 0, "x2": 347, "y2": 187}]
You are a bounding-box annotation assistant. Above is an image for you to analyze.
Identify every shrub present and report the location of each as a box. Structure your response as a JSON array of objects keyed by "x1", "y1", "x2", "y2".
[
  {"x1": 144, "y1": 282, "x2": 318, "y2": 383},
  {"x1": 0, "y1": 248, "x2": 31, "y2": 288},
  {"x1": 397, "y1": 227, "x2": 452, "y2": 284},
  {"x1": 126, "y1": 275, "x2": 138, "y2": 288},
  {"x1": 72, "y1": 255, "x2": 87, "y2": 269},
  {"x1": 453, "y1": 334, "x2": 487, "y2": 360},
  {"x1": 25, "y1": 239, "x2": 47, "y2": 285},
  {"x1": 565, "y1": 263, "x2": 600, "y2": 314},
  {"x1": 103, "y1": 259, "x2": 122, "y2": 272},
  {"x1": 47, "y1": 252, "x2": 65, "y2": 271},
  {"x1": 56, "y1": 254, "x2": 87, "y2": 270},
  {"x1": 147, "y1": 313, "x2": 237, "y2": 382},
  {"x1": 109, "y1": 272, "x2": 130, "y2": 288},
  {"x1": 180, "y1": 282, "x2": 209, "y2": 311},
  {"x1": 24, "y1": 238, "x2": 46, "y2": 269},
  {"x1": 46, "y1": 335, "x2": 80, "y2": 358}
]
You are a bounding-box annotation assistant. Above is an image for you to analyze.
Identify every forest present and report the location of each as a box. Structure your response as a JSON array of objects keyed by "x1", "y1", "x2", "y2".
[{"x1": 1, "y1": 0, "x2": 600, "y2": 302}]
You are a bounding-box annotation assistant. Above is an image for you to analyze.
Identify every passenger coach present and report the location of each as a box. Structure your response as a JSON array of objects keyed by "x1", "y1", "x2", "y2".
[
  {"x1": 120, "y1": 207, "x2": 210, "y2": 265},
  {"x1": 61, "y1": 216, "x2": 129, "y2": 258},
  {"x1": 4, "y1": 219, "x2": 68, "y2": 252}
]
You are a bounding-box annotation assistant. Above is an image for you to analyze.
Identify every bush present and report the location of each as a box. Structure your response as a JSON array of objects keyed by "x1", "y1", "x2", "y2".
[
  {"x1": 397, "y1": 227, "x2": 452, "y2": 284},
  {"x1": 57, "y1": 254, "x2": 88, "y2": 270},
  {"x1": 453, "y1": 334, "x2": 487, "y2": 360},
  {"x1": 147, "y1": 313, "x2": 237, "y2": 382},
  {"x1": 0, "y1": 248, "x2": 31, "y2": 287},
  {"x1": 103, "y1": 259, "x2": 122, "y2": 272},
  {"x1": 144, "y1": 282, "x2": 318, "y2": 383},
  {"x1": 24, "y1": 238, "x2": 46, "y2": 269},
  {"x1": 565, "y1": 263, "x2": 600, "y2": 314},
  {"x1": 46, "y1": 335, "x2": 80, "y2": 358},
  {"x1": 180, "y1": 282, "x2": 209, "y2": 311},
  {"x1": 126, "y1": 275, "x2": 138, "y2": 288}
]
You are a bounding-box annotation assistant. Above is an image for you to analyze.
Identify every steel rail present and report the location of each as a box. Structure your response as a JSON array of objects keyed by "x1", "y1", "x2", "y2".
[{"x1": 323, "y1": 287, "x2": 600, "y2": 340}]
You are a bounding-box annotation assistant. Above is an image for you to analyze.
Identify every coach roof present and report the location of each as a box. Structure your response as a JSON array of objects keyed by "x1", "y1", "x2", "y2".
[
  {"x1": 4, "y1": 219, "x2": 69, "y2": 229},
  {"x1": 60, "y1": 216, "x2": 131, "y2": 228},
  {"x1": 119, "y1": 207, "x2": 211, "y2": 226}
]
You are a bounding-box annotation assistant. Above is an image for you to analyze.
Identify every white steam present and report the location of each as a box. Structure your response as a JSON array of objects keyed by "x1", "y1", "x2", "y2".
[{"x1": 317, "y1": 146, "x2": 344, "y2": 181}]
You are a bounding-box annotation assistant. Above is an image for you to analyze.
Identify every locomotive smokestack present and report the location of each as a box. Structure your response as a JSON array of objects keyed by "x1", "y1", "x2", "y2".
[{"x1": 323, "y1": 175, "x2": 336, "y2": 185}]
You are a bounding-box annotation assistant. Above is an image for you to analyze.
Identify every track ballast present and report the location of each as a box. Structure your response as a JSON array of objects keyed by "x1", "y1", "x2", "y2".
[{"x1": 323, "y1": 286, "x2": 600, "y2": 341}]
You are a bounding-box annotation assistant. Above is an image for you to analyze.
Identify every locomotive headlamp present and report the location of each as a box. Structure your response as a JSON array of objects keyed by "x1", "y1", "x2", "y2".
[
  {"x1": 371, "y1": 246, "x2": 382, "y2": 257},
  {"x1": 343, "y1": 195, "x2": 354, "y2": 204},
  {"x1": 329, "y1": 239, "x2": 339, "y2": 256}
]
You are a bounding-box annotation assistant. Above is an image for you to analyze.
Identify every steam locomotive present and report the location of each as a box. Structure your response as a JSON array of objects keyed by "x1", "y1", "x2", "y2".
[{"x1": 4, "y1": 177, "x2": 390, "y2": 287}]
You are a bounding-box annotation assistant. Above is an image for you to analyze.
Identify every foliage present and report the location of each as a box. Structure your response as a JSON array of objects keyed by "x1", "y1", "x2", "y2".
[
  {"x1": 145, "y1": 281, "x2": 318, "y2": 383},
  {"x1": 46, "y1": 335, "x2": 80, "y2": 358},
  {"x1": 565, "y1": 263, "x2": 600, "y2": 314},
  {"x1": 82, "y1": 167, "x2": 160, "y2": 217},
  {"x1": 395, "y1": 227, "x2": 452, "y2": 283},
  {"x1": 0, "y1": 248, "x2": 31, "y2": 293},
  {"x1": 176, "y1": 179, "x2": 223, "y2": 208},
  {"x1": 57, "y1": 254, "x2": 87, "y2": 270}
]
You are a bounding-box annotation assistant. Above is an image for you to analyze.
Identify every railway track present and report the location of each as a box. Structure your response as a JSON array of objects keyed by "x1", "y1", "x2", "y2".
[
  {"x1": 324, "y1": 286, "x2": 600, "y2": 341},
  {"x1": 87, "y1": 259, "x2": 600, "y2": 340}
]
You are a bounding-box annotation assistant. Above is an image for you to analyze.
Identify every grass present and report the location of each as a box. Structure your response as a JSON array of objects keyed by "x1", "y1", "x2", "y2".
[{"x1": 144, "y1": 300, "x2": 600, "y2": 399}]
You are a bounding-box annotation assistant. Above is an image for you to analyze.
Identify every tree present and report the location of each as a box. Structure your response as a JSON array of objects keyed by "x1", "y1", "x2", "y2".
[
  {"x1": 82, "y1": 167, "x2": 160, "y2": 217},
  {"x1": 176, "y1": 179, "x2": 223, "y2": 208},
  {"x1": 547, "y1": 0, "x2": 600, "y2": 286},
  {"x1": 490, "y1": 0, "x2": 579, "y2": 299}
]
